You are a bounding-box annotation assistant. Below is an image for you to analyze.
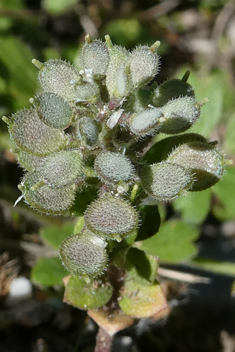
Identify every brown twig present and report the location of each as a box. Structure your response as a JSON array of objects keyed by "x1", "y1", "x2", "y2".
[{"x1": 95, "y1": 327, "x2": 113, "y2": 352}]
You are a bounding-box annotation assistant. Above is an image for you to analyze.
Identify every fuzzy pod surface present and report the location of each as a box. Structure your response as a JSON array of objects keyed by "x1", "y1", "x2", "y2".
[
  {"x1": 35, "y1": 59, "x2": 80, "y2": 102},
  {"x1": 19, "y1": 172, "x2": 76, "y2": 215},
  {"x1": 34, "y1": 92, "x2": 73, "y2": 129},
  {"x1": 82, "y1": 39, "x2": 110, "y2": 80},
  {"x1": 35, "y1": 150, "x2": 84, "y2": 188},
  {"x1": 84, "y1": 193, "x2": 139, "y2": 241},
  {"x1": 60, "y1": 231, "x2": 108, "y2": 278},
  {"x1": 94, "y1": 151, "x2": 135, "y2": 185},
  {"x1": 130, "y1": 45, "x2": 159, "y2": 88},
  {"x1": 140, "y1": 161, "x2": 194, "y2": 201},
  {"x1": 4, "y1": 109, "x2": 68, "y2": 156},
  {"x1": 160, "y1": 97, "x2": 200, "y2": 134},
  {"x1": 167, "y1": 142, "x2": 225, "y2": 191},
  {"x1": 129, "y1": 108, "x2": 163, "y2": 137},
  {"x1": 76, "y1": 116, "x2": 99, "y2": 146}
]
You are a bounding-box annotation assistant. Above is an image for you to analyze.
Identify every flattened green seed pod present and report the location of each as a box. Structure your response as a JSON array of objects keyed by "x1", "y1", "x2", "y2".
[
  {"x1": 94, "y1": 151, "x2": 135, "y2": 185},
  {"x1": 84, "y1": 194, "x2": 139, "y2": 241},
  {"x1": 129, "y1": 108, "x2": 163, "y2": 137},
  {"x1": 35, "y1": 92, "x2": 73, "y2": 129},
  {"x1": 5, "y1": 109, "x2": 68, "y2": 156},
  {"x1": 167, "y1": 142, "x2": 225, "y2": 191},
  {"x1": 82, "y1": 40, "x2": 110, "y2": 79},
  {"x1": 161, "y1": 133, "x2": 208, "y2": 160},
  {"x1": 130, "y1": 46, "x2": 159, "y2": 88},
  {"x1": 16, "y1": 150, "x2": 45, "y2": 172},
  {"x1": 60, "y1": 231, "x2": 108, "y2": 277},
  {"x1": 76, "y1": 116, "x2": 99, "y2": 146},
  {"x1": 36, "y1": 59, "x2": 80, "y2": 101},
  {"x1": 36, "y1": 150, "x2": 84, "y2": 188},
  {"x1": 140, "y1": 162, "x2": 194, "y2": 201},
  {"x1": 160, "y1": 97, "x2": 200, "y2": 134},
  {"x1": 106, "y1": 46, "x2": 130, "y2": 98},
  {"x1": 74, "y1": 82, "x2": 99, "y2": 102},
  {"x1": 151, "y1": 78, "x2": 195, "y2": 107},
  {"x1": 19, "y1": 172, "x2": 75, "y2": 215}
]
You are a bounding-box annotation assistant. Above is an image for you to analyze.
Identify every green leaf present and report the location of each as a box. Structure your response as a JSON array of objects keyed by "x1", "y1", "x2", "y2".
[
  {"x1": 223, "y1": 112, "x2": 235, "y2": 155},
  {"x1": 42, "y1": 0, "x2": 78, "y2": 15},
  {"x1": 137, "y1": 205, "x2": 161, "y2": 241},
  {"x1": 63, "y1": 276, "x2": 113, "y2": 310},
  {"x1": 213, "y1": 166, "x2": 235, "y2": 221},
  {"x1": 119, "y1": 279, "x2": 168, "y2": 318},
  {"x1": 0, "y1": 36, "x2": 38, "y2": 109},
  {"x1": 31, "y1": 257, "x2": 68, "y2": 286},
  {"x1": 40, "y1": 222, "x2": 75, "y2": 250},
  {"x1": 135, "y1": 220, "x2": 199, "y2": 263},
  {"x1": 192, "y1": 258, "x2": 235, "y2": 277},
  {"x1": 126, "y1": 248, "x2": 158, "y2": 285},
  {"x1": 173, "y1": 189, "x2": 211, "y2": 225}
]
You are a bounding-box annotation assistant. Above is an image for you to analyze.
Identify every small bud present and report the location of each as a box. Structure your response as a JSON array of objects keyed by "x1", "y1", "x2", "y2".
[
  {"x1": 94, "y1": 151, "x2": 135, "y2": 185},
  {"x1": 159, "y1": 97, "x2": 200, "y2": 134},
  {"x1": 34, "y1": 59, "x2": 80, "y2": 101},
  {"x1": 140, "y1": 162, "x2": 194, "y2": 201},
  {"x1": 167, "y1": 142, "x2": 225, "y2": 191},
  {"x1": 84, "y1": 193, "x2": 139, "y2": 241},
  {"x1": 151, "y1": 76, "x2": 195, "y2": 107},
  {"x1": 4, "y1": 109, "x2": 68, "y2": 156},
  {"x1": 130, "y1": 45, "x2": 159, "y2": 88},
  {"x1": 60, "y1": 230, "x2": 108, "y2": 278},
  {"x1": 36, "y1": 150, "x2": 84, "y2": 188},
  {"x1": 106, "y1": 46, "x2": 131, "y2": 98},
  {"x1": 82, "y1": 39, "x2": 110, "y2": 80},
  {"x1": 129, "y1": 108, "x2": 163, "y2": 137},
  {"x1": 19, "y1": 172, "x2": 75, "y2": 215},
  {"x1": 76, "y1": 116, "x2": 99, "y2": 146},
  {"x1": 33, "y1": 93, "x2": 73, "y2": 129}
]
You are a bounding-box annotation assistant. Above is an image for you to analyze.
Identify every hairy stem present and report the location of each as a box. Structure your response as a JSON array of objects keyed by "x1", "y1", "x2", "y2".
[{"x1": 95, "y1": 327, "x2": 113, "y2": 352}]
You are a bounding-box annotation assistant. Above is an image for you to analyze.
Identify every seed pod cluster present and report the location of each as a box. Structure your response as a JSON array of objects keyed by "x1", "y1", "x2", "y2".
[{"x1": 2, "y1": 34, "x2": 228, "y2": 302}]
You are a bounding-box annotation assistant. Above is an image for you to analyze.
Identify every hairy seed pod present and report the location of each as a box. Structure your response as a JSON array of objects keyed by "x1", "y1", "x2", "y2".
[
  {"x1": 161, "y1": 133, "x2": 208, "y2": 160},
  {"x1": 130, "y1": 45, "x2": 159, "y2": 88},
  {"x1": 159, "y1": 97, "x2": 200, "y2": 134},
  {"x1": 84, "y1": 193, "x2": 139, "y2": 241},
  {"x1": 82, "y1": 39, "x2": 110, "y2": 80},
  {"x1": 76, "y1": 116, "x2": 99, "y2": 146},
  {"x1": 16, "y1": 150, "x2": 45, "y2": 172},
  {"x1": 74, "y1": 82, "x2": 99, "y2": 102},
  {"x1": 94, "y1": 151, "x2": 135, "y2": 185},
  {"x1": 34, "y1": 92, "x2": 73, "y2": 129},
  {"x1": 19, "y1": 172, "x2": 75, "y2": 215},
  {"x1": 140, "y1": 162, "x2": 194, "y2": 201},
  {"x1": 106, "y1": 45, "x2": 131, "y2": 98},
  {"x1": 151, "y1": 77, "x2": 195, "y2": 107},
  {"x1": 36, "y1": 150, "x2": 84, "y2": 188},
  {"x1": 3, "y1": 109, "x2": 68, "y2": 156},
  {"x1": 60, "y1": 230, "x2": 108, "y2": 277},
  {"x1": 129, "y1": 108, "x2": 163, "y2": 137},
  {"x1": 166, "y1": 142, "x2": 225, "y2": 191},
  {"x1": 33, "y1": 59, "x2": 80, "y2": 102}
]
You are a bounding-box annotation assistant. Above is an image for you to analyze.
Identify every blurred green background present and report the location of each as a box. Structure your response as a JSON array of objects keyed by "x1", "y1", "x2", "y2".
[{"x1": 1, "y1": 1, "x2": 235, "y2": 351}]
